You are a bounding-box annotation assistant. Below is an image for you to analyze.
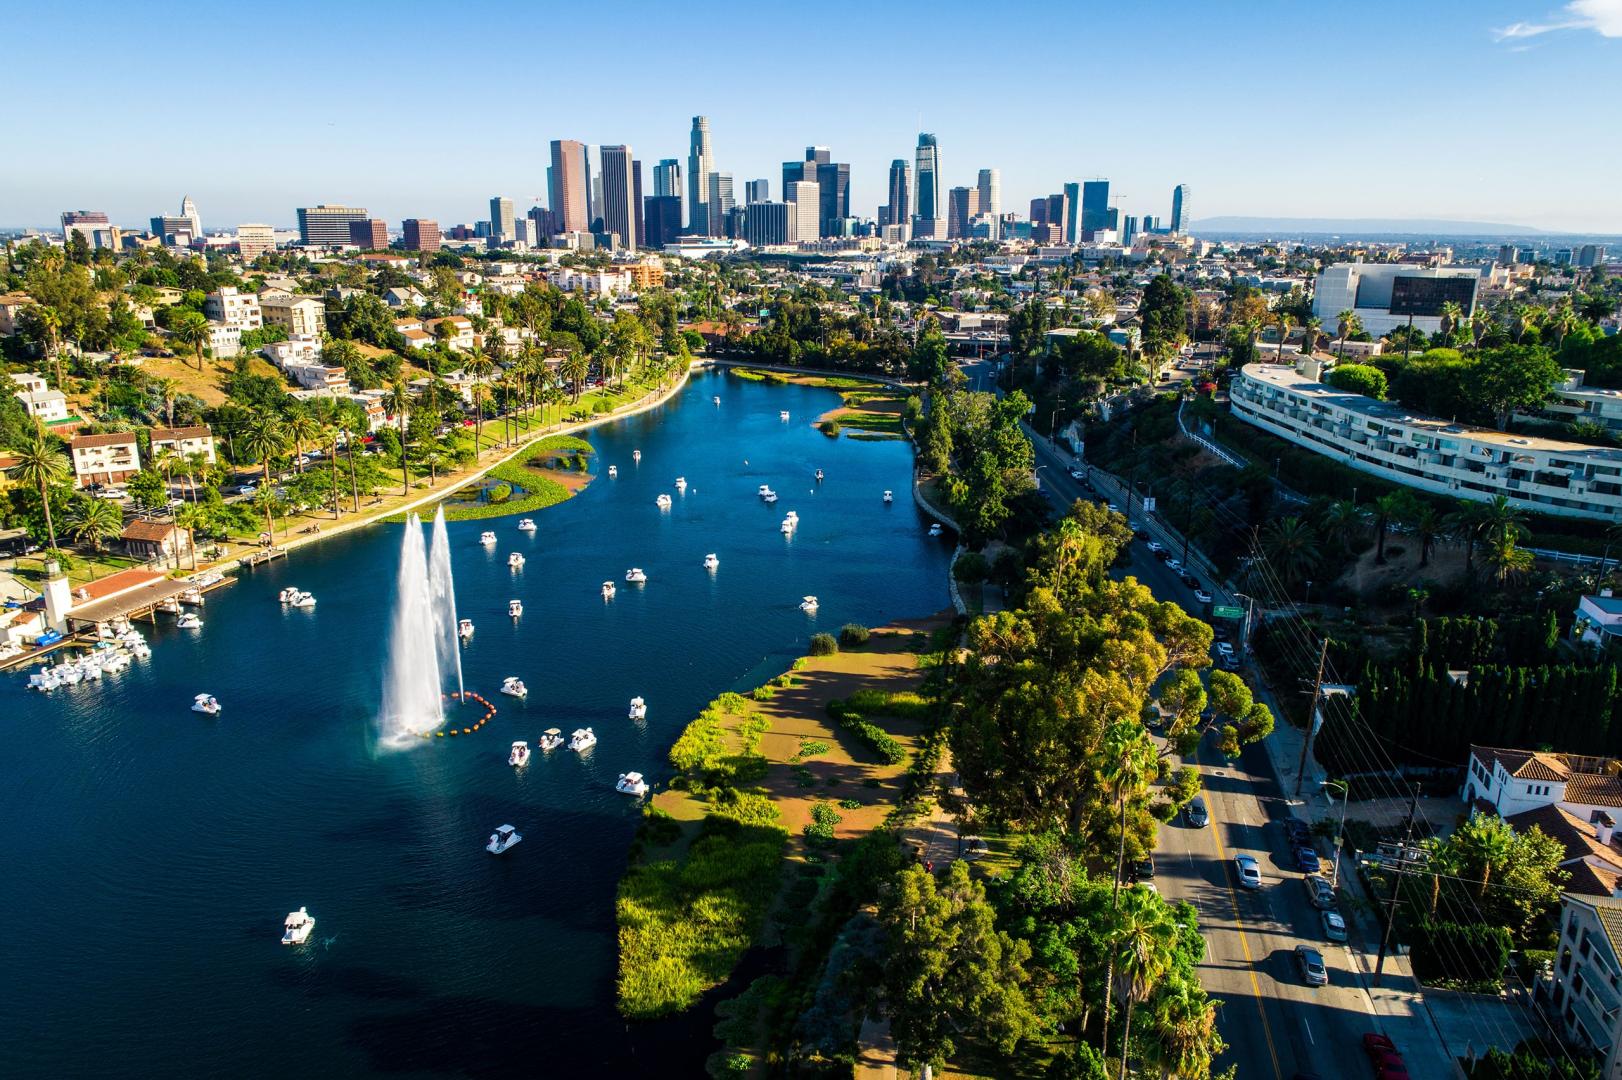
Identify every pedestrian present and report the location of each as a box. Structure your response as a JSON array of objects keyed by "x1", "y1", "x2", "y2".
[{"x1": 925, "y1": 860, "x2": 934, "y2": 874}]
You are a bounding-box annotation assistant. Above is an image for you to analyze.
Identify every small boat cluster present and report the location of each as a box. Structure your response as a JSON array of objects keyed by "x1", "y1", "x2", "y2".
[
  {"x1": 781, "y1": 510, "x2": 799, "y2": 535},
  {"x1": 26, "y1": 634, "x2": 146, "y2": 691},
  {"x1": 277, "y1": 586, "x2": 316, "y2": 608},
  {"x1": 508, "y1": 552, "x2": 525, "y2": 569}
]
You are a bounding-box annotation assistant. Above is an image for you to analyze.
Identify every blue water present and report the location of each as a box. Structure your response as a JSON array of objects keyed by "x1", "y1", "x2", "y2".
[{"x1": 0, "y1": 369, "x2": 950, "y2": 1078}]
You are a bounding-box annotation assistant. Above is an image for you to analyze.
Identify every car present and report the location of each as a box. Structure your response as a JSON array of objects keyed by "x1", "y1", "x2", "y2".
[
  {"x1": 1068, "y1": 467, "x2": 1085, "y2": 481},
  {"x1": 1215, "y1": 641, "x2": 1235, "y2": 658},
  {"x1": 1106, "y1": 502, "x2": 1121, "y2": 514},
  {"x1": 1146, "y1": 540, "x2": 1165, "y2": 554},
  {"x1": 1322, "y1": 909, "x2": 1348, "y2": 942},
  {"x1": 1194, "y1": 589, "x2": 1213, "y2": 604},
  {"x1": 1186, "y1": 796, "x2": 1209, "y2": 828},
  {"x1": 1180, "y1": 573, "x2": 1199, "y2": 588},
  {"x1": 1296, "y1": 846, "x2": 1323, "y2": 873},
  {"x1": 1154, "y1": 548, "x2": 1172, "y2": 562},
  {"x1": 94, "y1": 487, "x2": 125, "y2": 500},
  {"x1": 1132, "y1": 857, "x2": 1154, "y2": 880},
  {"x1": 237, "y1": 482, "x2": 258, "y2": 496},
  {"x1": 1362, "y1": 1034, "x2": 1397, "y2": 1058},
  {"x1": 1369, "y1": 1050, "x2": 1409, "y2": 1076},
  {"x1": 1295, "y1": 944, "x2": 1328, "y2": 986},
  {"x1": 1234, "y1": 854, "x2": 1262, "y2": 888},
  {"x1": 1304, "y1": 874, "x2": 1336, "y2": 909},
  {"x1": 1134, "y1": 881, "x2": 1158, "y2": 895}
]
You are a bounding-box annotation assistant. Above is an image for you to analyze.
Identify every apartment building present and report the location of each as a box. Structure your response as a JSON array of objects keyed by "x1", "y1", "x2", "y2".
[
  {"x1": 1549, "y1": 892, "x2": 1622, "y2": 1078},
  {"x1": 69, "y1": 432, "x2": 141, "y2": 487},
  {"x1": 1517, "y1": 370, "x2": 1622, "y2": 434},
  {"x1": 148, "y1": 425, "x2": 216, "y2": 464},
  {"x1": 11, "y1": 372, "x2": 68, "y2": 423},
  {"x1": 207, "y1": 322, "x2": 242, "y2": 359},
  {"x1": 1231, "y1": 359, "x2": 1622, "y2": 522},
  {"x1": 0, "y1": 293, "x2": 34, "y2": 336},
  {"x1": 203, "y1": 287, "x2": 262, "y2": 329},
  {"x1": 258, "y1": 293, "x2": 326, "y2": 338}
]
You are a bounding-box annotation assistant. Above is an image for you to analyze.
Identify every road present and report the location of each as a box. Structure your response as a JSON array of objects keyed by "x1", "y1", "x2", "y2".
[{"x1": 992, "y1": 381, "x2": 1397, "y2": 1080}]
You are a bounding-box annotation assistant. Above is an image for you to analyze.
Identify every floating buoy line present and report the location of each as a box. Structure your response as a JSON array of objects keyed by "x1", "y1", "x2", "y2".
[{"x1": 422, "y1": 691, "x2": 497, "y2": 738}]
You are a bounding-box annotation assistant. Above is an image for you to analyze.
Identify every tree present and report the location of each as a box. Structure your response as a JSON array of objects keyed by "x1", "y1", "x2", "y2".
[
  {"x1": 879, "y1": 862, "x2": 1040, "y2": 1072},
  {"x1": 1425, "y1": 814, "x2": 1567, "y2": 938},
  {"x1": 238, "y1": 412, "x2": 287, "y2": 487},
  {"x1": 1147, "y1": 978, "x2": 1224, "y2": 1080},
  {"x1": 1111, "y1": 887, "x2": 1178, "y2": 1077},
  {"x1": 154, "y1": 376, "x2": 181, "y2": 428},
  {"x1": 1260, "y1": 516, "x2": 1321, "y2": 588},
  {"x1": 8, "y1": 419, "x2": 71, "y2": 550},
  {"x1": 1411, "y1": 505, "x2": 1444, "y2": 567},
  {"x1": 64, "y1": 495, "x2": 122, "y2": 554},
  {"x1": 251, "y1": 486, "x2": 286, "y2": 539},
  {"x1": 1140, "y1": 275, "x2": 1190, "y2": 352},
  {"x1": 1274, "y1": 311, "x2": 1294, "y2": 360},
  {"x1": 171, "y1": 310, "x2": 212, "y2": 370},
  {"x1": 127, "y1": 468, "x2": 167, "y2": 513},
  {"x1": 1335, "y1": 310, "x2": 1362, "y2": 359},
  {"x1": 1325, "y1": 363, "x2": 1388, "y2": 400},
  {"x1": 1470, "y1": 346, "x2": 1564, "y2": 430},
  {"x1": 283, "y1": 410, "x2": 321, "y2": 475},
  {"x1": 175, "y1": 503, "x2": 209, "y2": 569},
  {"x1": 1484, "y1": 531, "x2": 1533, "y2": 585},
  {"x1": 1370, "y1": 491, "x2": 1417, "y2": 564},
  {"x1": 388, "y1": 378, "x2": 412, "y2": 494}
]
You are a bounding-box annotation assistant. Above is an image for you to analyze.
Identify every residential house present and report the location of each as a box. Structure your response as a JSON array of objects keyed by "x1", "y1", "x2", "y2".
[
  {"x1": 423, "y1": 317, "x2": 475, "y2": 352},
  {"x1": 259, "y1": 292, "x2": 326, "y2": 337},
  {"x1": 285, "y1": 362, "x2": 350, "y2": 391},
  {"x1": 120, "y1": 519, "x2": 191, "y2": 563},
  {"x1": 203, "y1": 286, "x2": 262, "y2": 329},
  {"x1": 0, "y1": 292, "x2": 34, "y2": 336},
  {"x1": 1547, "y1": 891, "x2": 1622, "y2": 1074},
  {"x1": 383, "y1": 286, "x2": 426, "y2": 309},
  {"x1": 1576, "y1": 593, "x2": 1622, "y2": 649},
  {"x1": 206, "y1": 321, "x2": 242, "y2": 359},
  {"x1": 11, "y1": 372, "x2": 68, "y2": 423},
  {"x1": 69, "y1": 432, "x2": 141, "y2": 487},
  {"x1": 262, "y1": 336, "x2": 323, "y2": 367},
  {"x1": 1466, "y1": 745, "x2": 1622, "y2": 824},
  {"x1": 148, "y1": 425, "x2": 217, "y2": 465}
]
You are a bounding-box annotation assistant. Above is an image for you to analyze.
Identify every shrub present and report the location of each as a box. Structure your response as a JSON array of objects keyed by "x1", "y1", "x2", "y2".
[
  {"x1": 953, "y1": 551, "x2": 990, "y2": 583},
  {"x1": 838, "y1": 623, "x2": 870, "y2": 647},
  {"x1": 751, "y1": 685, "x2": 775, "y2": 702},
  {"x1": 488, "y1": 482, "x2": 513, "y2": 503},
  {"x1": 838, "y1": 798, "x2": 861, "y2": 810},
  {"x1": 808, "y1": 633, "x2": 839, "y2": 656},
  {"x1": 1325, "y1": 363, "x2": 1389, "y2": 400},
  {"x1": 796, "y1": 740, "x2": 832, "y2": 760},
  {"x1": 803, "y1": 803, "x2": 843, "y2": 844},
  {"x1": 639, "y1": 806, "x2": 683, "y2": 847},
  {"x1": 819, "y1": 419, "x2": 841, "y2": 437},
  {"x1": 792, "y1": 657, "x2": 808, "y2": 670},
  {"x1": 592, "y1": 399, "x2": 611, "y2": 414}
]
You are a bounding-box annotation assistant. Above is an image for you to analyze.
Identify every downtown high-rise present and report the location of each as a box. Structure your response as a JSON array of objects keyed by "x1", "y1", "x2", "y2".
[
  {"x1": 489, "y1": 196, "x2": 515, "y2": 245},
  {"x1": 977, "y1": 169, "x2": 1000, "y2": 239},
  {"x1": 1170, "y1": 184, "x2": 1191, "y2": 235},
  {"x1": 688, "y1": 116, "x2": 713, "y2": 236},
  {"x1": 913, "y1": 133, "x2": 942, "y2": 238},
  {"x1": 599, "y1": 145, "x2": 638, "y2": 249},
  {"x1": 881, "y1": 159, "x2": 910, "y2": 228},
  {"x1": 548, "y1": 139, "x2": 590, "y2": 235}
]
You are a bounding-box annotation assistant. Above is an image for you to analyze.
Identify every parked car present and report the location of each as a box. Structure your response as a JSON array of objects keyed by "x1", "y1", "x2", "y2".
[
  {"x1": 1194, "y1": 589, "x2": 1213, "y2": 604},
  {"x1": 1322, "y1": 909, "x2": 1348, "y2": 942},
  {"x1": 1180, "y1": 573, "x2": 1199, "y2": 588},
  {"x1": 1295, "y1": 944, "x2": 1328, "y2": 986},
  {"x1": 1295, "y1": 845, "x2": 1323, "y2": 873},
  {"x1": 1304, "y1": 874, "x2": 1336, "y2": 909},
  {"x1": 1234, "y1": 853, "x2": 1262, "y2": 889},
  {"x1": 1132, "y1": 857, "x2": 1154, "y2": 880},
  {"x1": 94, "y1": 487, "x2": 125, "y2": 500},
  {"x1": 1165, "y1": 558, "x2": 1183, "y2": 573},
  {"x1": 1186, "y1": 796, "x2": 1209, "y2": 828},
  {"x1": 1068, "y1": 467, "x2": 1085, "y2": 481},
  {"x1": 1154, "y1": 548, "x2": 1172, "y2": 562},
  {"x1": 1106, "y1": 502, "x2": 1121, "y2": 514},
  {"x1": 1362, "y1": 1034, "x2": 1397, "y2": 1057},
  {"x1": 1215, "y1": 641, "x2": 1236, "y2": 658}
]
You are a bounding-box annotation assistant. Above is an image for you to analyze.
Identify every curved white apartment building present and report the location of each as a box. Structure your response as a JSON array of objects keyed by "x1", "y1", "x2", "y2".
[{"x1": 1230, "y1": 360, "x2": 1622, "y2": 522}]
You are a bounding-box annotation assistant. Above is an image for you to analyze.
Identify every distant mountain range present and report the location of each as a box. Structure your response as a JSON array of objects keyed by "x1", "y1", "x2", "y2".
[{"x1": 1191, "y1": 216, "x2": 1548, "y2": 237}]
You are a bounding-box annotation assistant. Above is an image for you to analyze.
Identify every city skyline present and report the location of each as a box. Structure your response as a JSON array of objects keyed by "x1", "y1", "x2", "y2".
[{"x1": 2, "y1": 0, "x2": 1619, "y2": 232}]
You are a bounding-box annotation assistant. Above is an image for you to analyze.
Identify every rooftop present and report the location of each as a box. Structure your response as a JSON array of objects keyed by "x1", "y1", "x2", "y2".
[
  {"x1": 1241, "y1": 362, "x2": 1622, "y2": 460},
  {"x1": 70, "y1": 431, "x2": 138, "y2": 449}
]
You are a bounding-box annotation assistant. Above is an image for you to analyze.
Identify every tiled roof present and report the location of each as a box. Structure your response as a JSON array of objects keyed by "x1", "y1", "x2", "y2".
[
  {"x1": 149, "y1": 426, "x2": 212, "y2": 441},
  {"x1": 77, "y1": 568, "x2": 165, "y2": 602},
  {"x1": 1505, "y1": 804, "x2": 1622, "y2": 870},
  {"x1": 70, "y1": 431, "x2": 138, "y2": 450},
  {"x1": 1566, "y1": 774, "x2": 1622, "y2": 808},
  {"x1": 1471, "y1": 744, "x2": 1571, "y2": 782},
  {"x1": 120, "y1": 521, "x2": 175, "y2": 542},
  {"x1": 1566, "y1": 861, "x2": 1620, "y2": 898}
]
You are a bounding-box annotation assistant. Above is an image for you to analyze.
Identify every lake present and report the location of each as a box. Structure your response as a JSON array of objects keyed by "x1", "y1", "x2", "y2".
[{"x1": 0, "y1": 367, "x2": 951, "y2": 1078}]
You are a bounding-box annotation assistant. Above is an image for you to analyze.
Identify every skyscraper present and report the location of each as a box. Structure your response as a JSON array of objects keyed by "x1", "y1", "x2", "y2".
[
  {"x1": 977, "y1": 170, "x2": 1000, "y2": 239},
  {"x1": 633, "y1": 159, "x2": 645, "y2": 253},
  {"x1": 181, "y1": 196, "x2": 202, "y2": 238},
  {"x1": 296, "y1": 204, "x2": 367, "y2": 246},
  {"x1": 806, "y1": 146, "x2": 831, "y2": 166},
  {"x1": 688, "y1": 116, "x2": 713, "y2": 236},
  {"x1": 745, "y1": 179, "x2": 770, "y2": 204},
  {"x1": 742, "y1": 201, "x2": 794, "y2": 247},
  {"x1": 947, "y1": 187, "x2": 979, "y2": 239},
  {"x1": 643, "y1": 196, "x2": 682, "y2": 249},
  {"x1": 816, "y1": 160, "x2": 850, "y2": 237},
  {"x1": 653, "y1": 159, "x2": 681, "y2": 198},
  {"x1": 1062, "y1": 183, "x2": 1081, "y2": 243},
  {"x1": 787, "y1": 181, "x2": 820, "y2": 242},
  {"x1": 489, "y1": 196, "x2": 515, "y2": 244},
  {"x1": 1120, "y1": 215, "x2": 1138, "y2": 247},
  {"x1": 783, "y1": 157, "x2": 815, "y2": 202},
  {"x1": 881, "y1": 159, "x2": 910, "y2": 228},
  {"x1": 548, "y1": 140, "x2": 590, "y2": 235},
  {"x1": 1170, "y1": 184, "x2": 1191, "y2": 235},
  {"x1": 599, "y1": 145, "x2": 637, "y2": 249},
  {"x1": 707, "y1": 172, "x2": 734, "y2": 238},
  {"x1": 402, "y1": 219, "x2": 441, "y2": 252},
  {"x1": 913, "y1": 133, "x2": 942, "y2": 238},
  {"x1": 1081, "y1": 180, "x2": 1111, "y2": 236}
]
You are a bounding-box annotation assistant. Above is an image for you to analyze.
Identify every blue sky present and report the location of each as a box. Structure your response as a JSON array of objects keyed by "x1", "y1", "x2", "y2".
[{"x1": 2, "y1": 0, "x2": 1618, "y2": 233}]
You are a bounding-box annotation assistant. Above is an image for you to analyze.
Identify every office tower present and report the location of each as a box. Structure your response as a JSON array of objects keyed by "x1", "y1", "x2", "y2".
[
  {"x1": 913, "y1": 133, "x2": 942, "y2": 237},
  {"x1": 598, "y1": 146, "x2": 638, "y2": 249},
  {"x1": 1081, "y1": 180, "x2": 1110, "y2": 236},
  {"x1": 742, "y1": 201, "x2": 793, "y2": 246},
  {"x1": 977, "y1": 169, "x2": 1000, "y2": 239},
  {"x1": 1170, "y1": 184, "x2": 1191, "y2": 235},
  {"x1": 633, "y1": 159, "x2": 645, "y2": 254},
  {"x1": 181, "y1": 195, "x2": 202, "y2": 237},
  {"x1": 653, "y1": 159, "x2": 681, "y2": 198},
  {"x1": 548, "y1": 140, "x2": 590, "y2": 235},
  {"x1": 643, "y1": 195, "x2": 682, "y2": 249},
  {"x1": 296, "y1": 204, "x2": 368, "y2": 246},
  {"x1": 526, "y1": 206, "x2": 552, "y2": 242},
  {"x1": 707, "y1": 172, "x2": 734, "y2": 238},
  {"x1": 816, "y1": 160, "x2": 849, "y2": 237},
  {"x1": 881, "y1": 159, "x2": 910, "y2": 228},
  {"x1": 489, "y1": 196, "x2": 515, "y2": 244},
  {"x1": 1579, "y1": 244, "x2": 1607, "y2": 268},
  {"x1": 1121, "y1": 215, "x2": 1138, "y2": 246},
  {"x1": 1029, "y1": 198, "x2": 1048, "y2": 225},
  {"x1": 688, "y1": 116, "x2": 713, "y2": 235},
  {"x1": 947, "y1": 186, "x2": 980, "y2": 239},
  {"x1": 1044, "y1": 194, "x2": 1070, "y2": 239},
  {"x1": 806, "y1": 146, "x2": 831, "y2": 166},
  {"x1": 402, "y1": 219, "x2": 441, "y2": 252},
  {"x1": 236, "y1": 224, "x2": 275, "y2": 260},
  {"x1": 350, "y1": 219, "x2": 388, "y2": 249},
  {"x1": 787, "y1": 181, "x2": 820, "y2": 242},
  {"x1": 1062, "y1": 183, "x2": 1081, "y2": 243},
  {"x1": 746, "y1": 179, "x2": 769, "y2": 204},
  {"x1": 783, "y1": 157, "x2": 815, "y2": 202}
]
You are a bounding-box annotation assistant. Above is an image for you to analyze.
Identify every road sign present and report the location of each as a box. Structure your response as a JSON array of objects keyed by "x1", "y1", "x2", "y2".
[{"x1": 1211, "y1": 605, "x2": 1245, "y2": 620}]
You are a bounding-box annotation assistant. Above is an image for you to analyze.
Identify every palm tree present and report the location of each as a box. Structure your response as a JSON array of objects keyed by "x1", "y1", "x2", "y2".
[
  {"x1": 174, "y1": 503, "x2": 209, "y2": 569},
  {"x1": 1446, "y1": 499, "x2": 1494, "y2": 577},
  {"x1": 1449, "y1": 815, "x2": 1516, "y2": 899},
  {"x1": 1410, "y1": 506, "x2": 1444, "y2": 567},
  {"x1": 341, "y1": 423, "x2": 361, "y2": 513},
  {"x1": 183, "y1": 450, "x2": 209, "y2": 503},
  {"x1": 387, "y1": 378, "x2": 412, "y2": 495},
  {"x1": 1484, "y1": 531, "x2": 1533, "y2": 585},
  {"x1": 1335, "y1": 310, "x2": 1360, "y2": 360},
  {"x1": 469, "y1": 383, "x2": 490, "y2": 454},
  {"x1": 421, "y1": 449, "x2": 445, "y2": 484},
  {"x1": 1547, "y1": 300, "x2": 1577, "y2": 351},
  {"x1": 1112, "y1": 889, "x2": 1178, "y2": 1078},
  {"x1": 283, "y1": 411, "x2": 321, "y2": 475},
  {"x1": 1260, "y1": 516, "x2": 1321, "y2": 588},
  {"x1": 65, "y1": 495, "x2": 123, "y2": 555},
  {"x1": 1478, "y1": 494, "x2": 1530, "y2": 550},
  {"x1": 1148, "y1": 979, "x2": 1223, "y2": 1080},
  {"x1": 8, "y1": 420, "x2": 71, "y2": 550},
  {"x1": 238, "y1": 412, "x2": 287, "y2": 487},
  {"x1": 153, "y1": 376, "x2": 181, "y2": 428},
  {"x1": 1439, "y1": 301, "x2": 1464, "y2": 345},
  {"x1": 561, "y1": 350, "x2": 589, "y2": 404},
  {"x1": 151, "y1": 447, "x2": 179, "y2": 506},
  {"x1": 1274, "y1": 312, "x2": 1294, "y2": 360},
  {"x1": 171, "y1": 311, "x2": 211, "y2": 370},
  {"x1": 251, "y1": 486, "x2": 286, "y2": 540},
  {"x1": 1513, "y1": 303, "x2": 1543, "y2": 344},
  {"x1": 1471, "y1": 311, "x2": 1496, "y2": 351},
  {"x1": 1370, "y1": 492, "x2": 1412, "y2": 564},
  {"x1": 1312, "y1": 499, "x2": 1363, "y2": 555},
  {"x1": 33, "y1": 305, "x2": 65, "y2": 389},
  {"x1": 1300, "y1": 315, "x2": 1322, "y2": 356}
]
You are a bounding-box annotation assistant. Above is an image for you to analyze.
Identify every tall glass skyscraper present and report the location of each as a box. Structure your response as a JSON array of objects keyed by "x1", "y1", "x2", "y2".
[
  {"x1": 1170, "y1": 184, "x2": 1191, "y2": 235},
  {"x1": 687, "y1": 117, "x2": 713, "y2": 236},
  {"x1": 1081, "y1": 180, "x2": 1111, "y2": 235},
  {"x1": 882, "y1": 159, "x2": 910, "y2": 228},
  {"x1": 913, "y1": 133, "x2": 941, "y2": 237}
]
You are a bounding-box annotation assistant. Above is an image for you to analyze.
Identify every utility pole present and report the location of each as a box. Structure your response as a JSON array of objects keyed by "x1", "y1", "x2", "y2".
[
  {"x1": 1293, "y1": 637, "x2": 1330, "y2": 801},
  {"x1": 1375, "y1": 784, "x2": 1421, "y2": 987}
]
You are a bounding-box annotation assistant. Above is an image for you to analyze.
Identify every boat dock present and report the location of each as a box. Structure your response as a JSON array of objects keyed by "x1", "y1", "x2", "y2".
[{"x1": 239, "y1": 547, "x2": 287, "y2": 570}]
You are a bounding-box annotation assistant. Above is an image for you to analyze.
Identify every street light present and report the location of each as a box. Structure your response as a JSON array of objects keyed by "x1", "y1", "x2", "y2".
[{"x1": 1321, "y1": 779, "x2": 1350, "y2": 888}]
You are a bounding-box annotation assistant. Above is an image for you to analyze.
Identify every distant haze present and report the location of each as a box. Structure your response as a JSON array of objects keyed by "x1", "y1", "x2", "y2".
[{"x1": 1192, "y1": 217, "x2": 1551, "y2": 238}]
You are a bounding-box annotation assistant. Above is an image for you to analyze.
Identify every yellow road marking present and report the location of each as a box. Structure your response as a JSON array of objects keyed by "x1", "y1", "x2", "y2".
[{"x1": 1205, "y1": 788, "x2": 1285, "y2": 1080}]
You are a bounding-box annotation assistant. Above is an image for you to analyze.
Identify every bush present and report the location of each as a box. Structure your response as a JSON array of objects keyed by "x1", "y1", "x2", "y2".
[
  {"x1": 838, "y1": 623, "x2": 870, "y2": 647},
  {"x1": 795, "y1": 740, "x2": 831, "y2": 760},
  {"x1": 838, "y1": 798, "x2": 861, "y2": 810},
  {"x1": 826, "y1": 697, "x2": 909, "y2": 765},
  {"x1": 487, "y1": 482, "x2": 513, "y2": 503},
  {"x1": 808, "y1": 633, "x2": 839, "y2": 656},
  {"x1": 953, "y1": 551, "x2": 990, "y2": 583},
  {"x1": 1408, "y1": 918, "x2": 1512, "y2": 987},
  {"x1": 638, "y1": 806, "x2": 683, "y2": 847},
  {"x1": 751, "y1": 685, "x2": 775, "y2": 701},
  {"x1": 592, "y1": 398, "x2": 611, "y2": 414},
  {"x1": 818, "y1": 419, "x2": 841, "y2": 437},
  {"x1": 803, "y1": 803, "x2": 843, "y2": 844},
  {"x1": 1325, "y1": 363, "x2": 1389, "y2": 400}
]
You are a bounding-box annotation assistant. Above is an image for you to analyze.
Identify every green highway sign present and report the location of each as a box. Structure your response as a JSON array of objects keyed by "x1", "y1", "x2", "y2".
[{"x1": 1211, "y1": 605, "x2": 1245, "y2": 620}]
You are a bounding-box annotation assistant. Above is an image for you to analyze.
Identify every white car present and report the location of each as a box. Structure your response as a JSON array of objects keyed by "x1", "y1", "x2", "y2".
[
  {"x1": 1165, "y1": 558, "x2": 1183, "y2": 573},
  {"x1": 1146, "y1": 540, "x2": 1165, "y2": 553},
  {"x1": 1234, "y1": 854, "x2": 1262, "y2": 889},
  {"x1": 1194, "y1": 589, "x2": 1213, "y2": 604},
  {"x1": 1215, "y1": 641, "x2": 1236, "y2": 658},
  {"x1": 1106, "y1": 502, "x2": 1122, "y2": 514}
]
